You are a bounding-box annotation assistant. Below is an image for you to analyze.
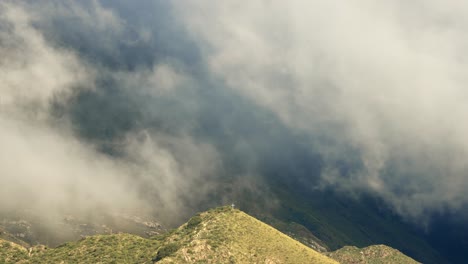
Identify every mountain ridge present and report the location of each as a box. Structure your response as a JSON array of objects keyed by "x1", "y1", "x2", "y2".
[{"x1": 0, "y1": 206, "x2": 421, "y2": 264}]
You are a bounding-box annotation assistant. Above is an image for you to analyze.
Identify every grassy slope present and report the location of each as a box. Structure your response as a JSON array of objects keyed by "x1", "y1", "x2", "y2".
[
  {"x1": 155, "y1": 206, "x2": 338, "y2": 264},
  {"x1": 326, "y1": 244, "x2": 420, "y2": 264},
  {"x1": 0, "y1": 239, "x2": 29, "y2": 264}
]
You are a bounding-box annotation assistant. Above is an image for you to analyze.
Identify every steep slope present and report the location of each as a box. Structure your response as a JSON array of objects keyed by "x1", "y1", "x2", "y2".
[
  {"x1": 326, "y1": 244, "x2": 420, "y2": 264},
  {"x1": 256, "y1": 215, "x2": 329, "y2": 252},
  {"x1": 153, "y1": 206, "x2": 338, "y2": 264}
]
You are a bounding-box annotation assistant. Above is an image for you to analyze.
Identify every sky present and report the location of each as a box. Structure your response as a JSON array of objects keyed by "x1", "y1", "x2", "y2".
[{"x1": 1, "y1": 0, "x2": 468, "y2": 233}]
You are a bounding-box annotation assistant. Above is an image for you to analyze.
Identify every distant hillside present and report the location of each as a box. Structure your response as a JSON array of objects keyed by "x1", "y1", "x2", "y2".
[
  {"x1": 0, "y1": 228, "x2": 30, "y2": 248},
  {"x1": 0, "y1": 210, "x2": 165, "y2": 247},
  {"x1": 0, "y1": 207, "x2": 421, "y2": 264}
]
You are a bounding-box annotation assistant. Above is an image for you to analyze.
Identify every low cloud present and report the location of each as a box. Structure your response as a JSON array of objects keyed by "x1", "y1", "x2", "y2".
[{"x1": 2, "y1": 0, "x2": 468, "y2": 232}]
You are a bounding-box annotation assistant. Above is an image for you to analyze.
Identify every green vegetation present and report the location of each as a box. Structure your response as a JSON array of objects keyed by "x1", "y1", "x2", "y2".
[
  {"x1": 32, "y1": 233, "x2": 160, "y2": 264},
  {"x1": 18, "y1": 233, "x2": 159, "y2": 264},
  {"x1": 153, "y1": 243, "x2": 181, "y2": 262},
  {"x1": 186, "y1": 215, "x2": 203, "y2": 229},
  {"x1": 326, "y1": 244, "x2": 420, "y2": 264}
]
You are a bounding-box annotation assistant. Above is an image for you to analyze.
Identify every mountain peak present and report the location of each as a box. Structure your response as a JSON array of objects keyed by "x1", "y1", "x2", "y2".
[{"x1": 153, "y1": 206, "x2": 337, "y2": 263}]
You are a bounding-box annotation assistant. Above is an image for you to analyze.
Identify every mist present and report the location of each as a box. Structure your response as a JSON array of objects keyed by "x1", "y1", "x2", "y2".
[
  {"x1": 1, "y1": 0, "x2": 468, "y2": 244},
  {"x1": 0, "y1": 1, "x2": 223, "y2": 230}
]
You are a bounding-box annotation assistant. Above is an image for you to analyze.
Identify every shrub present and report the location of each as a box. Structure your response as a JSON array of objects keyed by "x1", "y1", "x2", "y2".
[
  {"x1": 153, "y1": 243, "x2": 181, "y2": 262},
  {"x1": 186, "y1": 215, "x2": 203, "y2": 229}
]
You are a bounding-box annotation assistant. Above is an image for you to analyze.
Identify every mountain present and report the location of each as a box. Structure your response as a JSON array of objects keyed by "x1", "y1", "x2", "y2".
[
  {"x1": 0, "y1": 207, "x2": 337, "y2": 263},
  {"x1": 151, "y1": 206, "x2": 337, "y2": 263},
  {"x1": 0, "y1": 206, "x2": 422, "y2": 264}
]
